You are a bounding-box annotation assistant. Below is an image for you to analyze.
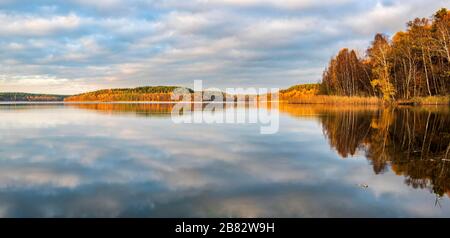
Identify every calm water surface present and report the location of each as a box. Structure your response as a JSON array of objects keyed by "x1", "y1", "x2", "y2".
[{"x1": 0, "y1": 103, "x2": 449, "y2": 217}]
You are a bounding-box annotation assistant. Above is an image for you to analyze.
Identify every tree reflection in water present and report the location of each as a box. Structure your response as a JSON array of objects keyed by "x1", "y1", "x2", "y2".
[{"x1": 280, "y1": 104, "x2": 450, "y2": 197}]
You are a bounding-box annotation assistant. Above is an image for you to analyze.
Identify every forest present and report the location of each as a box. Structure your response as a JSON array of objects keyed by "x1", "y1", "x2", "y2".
[
  {"x1": 321, "y1": 8, "x2": 450, "y2": 101},
  {"x1": 0, "y1": 93, "x2": 67, "y2": 102},
  {"x1": 279, "y1": 84, "x2": 320, "y2": 99},
  {"x1": 64, "y1": 86, "x2": 194, "y2": 102},
  {"x1": 65, "y1": 86, "x2": 254, "y2": 102}
]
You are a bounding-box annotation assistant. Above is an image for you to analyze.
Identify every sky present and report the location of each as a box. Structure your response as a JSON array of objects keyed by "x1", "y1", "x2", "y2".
[{"x1": 0, "y1": 0, "x2": 448, "y2": 94}]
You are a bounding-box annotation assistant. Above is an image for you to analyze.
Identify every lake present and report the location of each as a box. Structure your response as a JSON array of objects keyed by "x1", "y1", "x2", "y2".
[{"x1": 0, "y1": 103, "x2": 449, "y2": 218}]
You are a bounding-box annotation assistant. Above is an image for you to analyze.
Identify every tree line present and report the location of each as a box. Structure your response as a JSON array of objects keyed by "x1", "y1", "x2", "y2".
[
  {"x1": 321, "y1": 8, "x2": 450, "y2": 100},
  {"x1": 64, "y1": 86, "x2": 258, "y2": 102},
  {"x1": 64, "y1": 86, "x2": 193, "y2": 102},
  {"x1": 0, "y1": 93, "x2": 67, "y2": 101}
]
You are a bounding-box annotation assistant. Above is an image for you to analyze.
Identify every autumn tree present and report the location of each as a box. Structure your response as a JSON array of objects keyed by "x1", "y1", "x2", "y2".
[
  {"x1": 322, "y1": 49, "x2": 373, "y2": 96},
  {"x1": 321, "y1": 8, "x2": 450, "y2": 100},
  {"x1": 367, "y1": 34, "x2": 396, "y2": 101}
]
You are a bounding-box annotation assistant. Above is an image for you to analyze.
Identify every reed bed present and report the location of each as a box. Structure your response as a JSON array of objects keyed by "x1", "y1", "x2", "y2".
[
  {"x1": 396, "y1": 96, "x2": 450, "y2": 106},
  {"x1": 280, "y1": 95, "x2": 383, "y2": 105}
]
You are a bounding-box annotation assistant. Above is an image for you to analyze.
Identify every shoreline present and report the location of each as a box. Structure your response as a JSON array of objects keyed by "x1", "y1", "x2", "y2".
[
  {"x1": 279, "y1": 95, "x2": 450, "y2": 106},
  {"x1": 1, "y1": 97, "x2": 449, "y2": 106}
]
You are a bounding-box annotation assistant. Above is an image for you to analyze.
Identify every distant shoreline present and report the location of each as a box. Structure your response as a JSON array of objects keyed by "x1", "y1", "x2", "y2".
[
  {"x1": 2, "y1": 85, "x2": 449, "y2": 106},
  {"x1": 1, "y1": 97, "x2": 448, "y2": 106}
]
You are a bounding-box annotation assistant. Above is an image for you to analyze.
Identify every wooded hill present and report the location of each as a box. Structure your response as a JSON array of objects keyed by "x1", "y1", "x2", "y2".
[
  {"x1": 0, "y1": 93, "x2": 67, "y2": 102},
  {"x1": 64, "y1": 86, "x2": 253, "y2": 102},
  {"x1": 64, "y1": 86, "x2": 194, "y2": 102},
  {"x1": 279, "y1": 84, "x2": 321, "y2": 100}
]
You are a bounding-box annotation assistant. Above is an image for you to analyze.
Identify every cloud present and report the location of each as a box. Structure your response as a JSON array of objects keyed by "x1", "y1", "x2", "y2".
[
  {"x1": 158, "y1": 0, "x2": 354, "y2": 11},
  {"x1": 0, "y1": 0, "x2": 447, "y2": 93},
  {"x1": 344, "y1": 0, "x2": 449, "y2": 36},
  {"x1": 0, "y1": 13, "x2": 81, "y2": 36}
]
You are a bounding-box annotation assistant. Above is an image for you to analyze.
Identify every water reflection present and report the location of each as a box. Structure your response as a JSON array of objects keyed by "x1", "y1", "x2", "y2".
[
  {"x1": 70, "y1": 103, "x2": 175, "y2": 117},
  {"x1": 280, "y1": 104, "x2": 450, "y2": 197},
  {"x1": 0, "y1": 103, "x2": 449, "y2": 217}
]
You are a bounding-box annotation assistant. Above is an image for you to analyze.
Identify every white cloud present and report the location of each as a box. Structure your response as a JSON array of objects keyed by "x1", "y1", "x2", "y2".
[
  {"x1": 345, "y1": 2, "x2": 411, "y2": 35},
  {"x1": 344, "y1": 0, "x2": 448, "y2": 36},
  {"x1": 0, "y1": 13, "x2": 81, "y2": 36}
]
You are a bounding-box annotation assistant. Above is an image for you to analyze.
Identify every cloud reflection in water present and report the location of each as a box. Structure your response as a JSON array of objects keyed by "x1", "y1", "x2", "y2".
[{"x1": 0, "y1": 104, "x2": 448, "y2": 217}]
